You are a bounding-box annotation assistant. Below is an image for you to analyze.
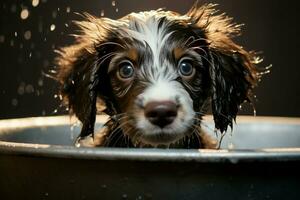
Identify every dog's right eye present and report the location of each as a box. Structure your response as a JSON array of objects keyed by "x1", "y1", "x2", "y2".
[{"x1": 118, "y1": 61, "x2": 135, "y2": 79}]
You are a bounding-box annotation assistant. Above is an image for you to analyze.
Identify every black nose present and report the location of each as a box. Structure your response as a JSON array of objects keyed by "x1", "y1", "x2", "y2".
[{"x1": 144, "y1": 101, "x2": 178, "y2": 128}]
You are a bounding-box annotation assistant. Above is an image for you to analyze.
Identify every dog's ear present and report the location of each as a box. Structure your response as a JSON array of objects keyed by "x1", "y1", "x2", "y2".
[
  {"x1": 55, "y1": 14, "x2": 120, "y2": 138},
  {"x1": 208, "y1": 49, "x2": 258, "y2": 133},
  {"x1": 187, "y1": 3, "x2": 260, "y2": 133}
]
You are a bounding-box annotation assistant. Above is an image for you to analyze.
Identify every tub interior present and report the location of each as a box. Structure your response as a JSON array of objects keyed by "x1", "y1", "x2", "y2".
[{"x1": 0, "y1": 116, "x2": 299, "y2": 149}]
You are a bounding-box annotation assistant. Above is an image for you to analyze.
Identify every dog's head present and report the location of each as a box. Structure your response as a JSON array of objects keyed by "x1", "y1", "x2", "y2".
[{"x1": 56, "y1": 3, "x2": 260, "y2": 146}]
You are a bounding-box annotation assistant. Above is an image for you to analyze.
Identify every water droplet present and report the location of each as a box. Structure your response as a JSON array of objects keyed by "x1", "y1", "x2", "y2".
[
  {"x1": 20, "y1": 8, "x2": 29, "y2": 20},
  {"x1": 54, "y1": 94, "x2": 58, "y2": 98},
  {"x1": 24, "y1": 30, "x2": 32, "y2": 40},
  {"x1": 0, "y1": 35, "x2": 5, "y2": 43},
  {"x1": 10, "y1": 40, "x2": 14, "y2": 47},
  {"x1": 25, "y1": 84, "x2": 35, "y2": 93},
  {"x1": 38, "y1": 78, "x2": 44, "y2": 86},
  {"x1": 18, "y1": 83, "x2": 25, "y2": 95},
  {"x1": 228, "y1": 142, "x2": 234, "y2": 149},
  {"x1": 52, "y1": 11, "x2": 57, "y2": 18},
  {"x1": 50, "y1": 24, "x2": 56, "y2": 31},
  {"x1": 115, "y1": 8, "x2": 119, "y2": 13},
  {"x1": 57, "y1": 7, "x2": 60, "y2": 11},
  {"x1": 32, "y1": 0, "x2": 40, "y2": 7},
  {"x1": 49, "y1": 69, "x2": 56, "y2": 74},
  {"x1": 29, "y1": 52, "x2": 32, "y2": 58},
  {"x1": 11, "y1": 4, "x2": 17, "y2": 13},
  {"x1": 66, "y1": 7, "x2": 71, "y2": 13},
  {"x1": 12, "y1": 98, "x2": 18, "y2": 106},
  {"x1": 253, "y1": 108, "x2": 257, "y2": 117},
  {"x1": 53, "y1": 109, "x2": 58, "y2": 113},
  {"x1": 112, "y1": 1, "x2": 116, "y2": 6},
  {"x1": 14, "y1": 32, "x2": 18, "y2": 37},
  {"x1": 100, "y1": 10, "x2": 105, "y2": 17},
  {"x1": 65, "y1": 23, "x2": 69, "y2": 27}
]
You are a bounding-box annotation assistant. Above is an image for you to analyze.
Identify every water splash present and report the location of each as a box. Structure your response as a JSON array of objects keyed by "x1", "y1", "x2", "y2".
[
  {"x1": 24, "y1": 31, "x2": 31, "y2": 40},
  {"x1": 50, "y1": 24, "x2": 56, "y2": 31},
  {"x1": 52, "y1": 11, "x2": 57, "y2": 19},
  {"x1": 69, "y1": 114, "x2": 81, "y2": 140},
  {"x1": 32, "y1": 0, "x2": 40, "y2": 7},
  {"x1": 11, "y1": 98, "x2": 18, "y2": 106},
  {"x1": 100, "y1": 9, "x2": 105, "y2": 17},
  {"x1": 66, "y1": 7, "x2": 71, "y2": 13},
  {"x1": 20, "y1": 8, "x2": 29, "y2": 20},
  {"x1": 10, "y1": 40, "x2": 14, "y2": 47}
]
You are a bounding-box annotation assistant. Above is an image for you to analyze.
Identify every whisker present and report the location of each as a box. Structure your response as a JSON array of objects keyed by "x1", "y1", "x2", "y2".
[
  {"x1": 186, "y1": 38, "x2": 209, "y2": 47},
  {"x1": 96, "y1": 41, "x2": 126, "y2": 50},
  {"x1": 217, "y1": 132, "x2": 226, "y2": 149},
  {"x1": 97, "y1": 52, "x2": 117, "y2": 66},
  {"x1": 111, "y1": 131, "x2": 124, "y2": 147},
  {"x1": 194, "y1": 111, "x2": 207, "y2": 116}
]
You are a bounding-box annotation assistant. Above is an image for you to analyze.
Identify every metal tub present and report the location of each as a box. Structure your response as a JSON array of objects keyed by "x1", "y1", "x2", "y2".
[{"x1": 0, "y1": 116, "x2": 299, "y2": 200}]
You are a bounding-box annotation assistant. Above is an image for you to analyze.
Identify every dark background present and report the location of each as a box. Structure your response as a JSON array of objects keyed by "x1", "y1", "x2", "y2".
[{"x1": 0, "y1": 0, "x2": 299, "y2": 119}]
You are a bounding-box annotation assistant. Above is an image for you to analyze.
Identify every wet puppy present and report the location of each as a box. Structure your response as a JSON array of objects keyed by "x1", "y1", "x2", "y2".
[{"x1": 56, "y1": 3, "x2": 262, "y2": 148}]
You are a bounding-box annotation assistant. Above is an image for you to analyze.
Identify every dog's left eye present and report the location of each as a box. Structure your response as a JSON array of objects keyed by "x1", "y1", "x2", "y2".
[
  {"x1": 118, "y1": 61, "x2": 135, "y2": 79},
  {"x1": 178, "y1": 59, "x2": 195, "y2": 77}
]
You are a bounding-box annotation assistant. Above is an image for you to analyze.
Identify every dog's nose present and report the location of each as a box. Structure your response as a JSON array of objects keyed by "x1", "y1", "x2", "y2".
[{"x1": 144, "y1": 101, "x2": 178, "y2": 128}]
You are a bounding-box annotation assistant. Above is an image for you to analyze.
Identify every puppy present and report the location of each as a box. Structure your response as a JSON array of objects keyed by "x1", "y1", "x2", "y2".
[{"x1": 55, "y1": 3, "x2": 262, "y2": 149}]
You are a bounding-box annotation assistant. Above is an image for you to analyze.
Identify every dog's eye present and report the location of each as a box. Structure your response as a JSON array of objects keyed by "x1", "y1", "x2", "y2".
[
  {"x1": 178, "y1": 59, "x2": 195, "y2": 77},
  {"x1": 118, "y1": 61, "x2": 135, "y2": 79}
]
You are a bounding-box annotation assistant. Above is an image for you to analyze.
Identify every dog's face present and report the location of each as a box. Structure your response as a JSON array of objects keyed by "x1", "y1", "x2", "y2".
[
  {"x1": 56, "y1": 4, "x2": 260, "y2": 147},
  {"x1": 107, "y1": 13, "x2": 211, "y2": 145}
]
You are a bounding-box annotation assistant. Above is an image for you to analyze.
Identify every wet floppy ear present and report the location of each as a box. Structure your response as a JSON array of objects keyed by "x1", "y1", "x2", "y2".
[
  {"x1": 186, "y1": 3, "x2": 260, "y2": 133},
  {"x1": 55, "y1": 15, "x2": 118, "y2": 138},
  {"x1": 209, "y1": 50, "x2": 258, "y2": 133},
  {"x1": 56, "y1": 45, "x2": 101, "y2": 138}
]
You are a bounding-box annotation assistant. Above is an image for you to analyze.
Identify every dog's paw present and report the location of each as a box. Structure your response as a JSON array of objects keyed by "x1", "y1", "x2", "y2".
[{"x1": 75, "y1": 126, "x2": 110, "y2": 147}]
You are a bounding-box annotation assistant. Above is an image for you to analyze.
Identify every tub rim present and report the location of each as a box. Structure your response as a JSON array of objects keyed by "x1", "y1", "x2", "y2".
[{"x1": 0, "y1": 115, "x2": 300, "y2": 163}]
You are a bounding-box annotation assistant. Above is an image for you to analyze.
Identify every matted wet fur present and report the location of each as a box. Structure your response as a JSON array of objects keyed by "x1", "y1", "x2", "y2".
[{"x1": 55, "y1": 3, "x2": 263, "y2": 149}]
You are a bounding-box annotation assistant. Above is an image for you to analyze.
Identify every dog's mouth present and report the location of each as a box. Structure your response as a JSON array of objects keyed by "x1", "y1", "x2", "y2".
[
  {"x1": 130, "y1": 116, "x2": 195, "y2": 146},
  {"x1": 135, "y1": 127, "x2": 184, "y2": 145}
]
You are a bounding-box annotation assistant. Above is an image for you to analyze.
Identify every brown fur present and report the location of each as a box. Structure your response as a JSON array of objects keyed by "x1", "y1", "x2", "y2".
[{"x1": 55, "y1": 3, "x2": 263, "y2": 149}]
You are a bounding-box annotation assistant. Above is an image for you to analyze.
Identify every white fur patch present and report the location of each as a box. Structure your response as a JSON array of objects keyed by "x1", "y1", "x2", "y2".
[
  {"x1": 117, "y1": 11, "x2": 196, "y2": 145},
  {"x1": 136, "y1": 79, "x2": 195, "y2": 145}
]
